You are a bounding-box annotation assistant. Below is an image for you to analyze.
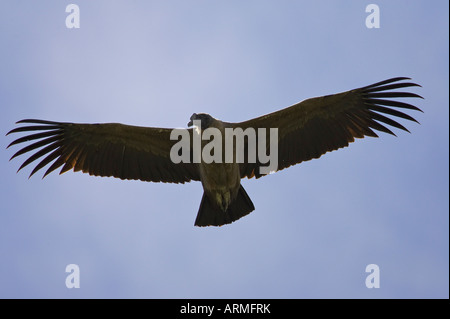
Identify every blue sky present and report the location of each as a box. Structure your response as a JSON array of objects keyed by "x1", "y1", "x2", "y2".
[{"x1": 0, "y1": 1, "x2": 448, "y2": 298}]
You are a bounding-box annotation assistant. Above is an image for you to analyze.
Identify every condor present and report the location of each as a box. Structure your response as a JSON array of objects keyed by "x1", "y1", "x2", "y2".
[{"x1": 7, "y1": 77, "x2": 422, "y2": 227}]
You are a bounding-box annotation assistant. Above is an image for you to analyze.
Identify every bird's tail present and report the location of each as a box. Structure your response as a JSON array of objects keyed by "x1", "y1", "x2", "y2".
[{"x1": 194, "y1": 185, "x2": 255, "y2": 227}]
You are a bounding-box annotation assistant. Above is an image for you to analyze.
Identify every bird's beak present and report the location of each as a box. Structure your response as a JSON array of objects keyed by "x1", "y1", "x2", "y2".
[{"x1": 187, "y1": 113, "x2": 197, "y2": 127}]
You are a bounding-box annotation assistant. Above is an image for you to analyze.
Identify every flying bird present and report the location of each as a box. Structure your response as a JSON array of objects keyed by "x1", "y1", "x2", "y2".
[{"x1": 6, "y1": 77, "x2": 423, "y2": 226}]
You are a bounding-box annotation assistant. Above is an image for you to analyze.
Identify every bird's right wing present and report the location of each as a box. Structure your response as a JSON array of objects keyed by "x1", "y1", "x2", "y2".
[
  {"x1": 7, "y1": 120, "x2": 200, "y2": 183},
  {"x1": 237, "y1": 77, "x2": 423, "y2": 179}
]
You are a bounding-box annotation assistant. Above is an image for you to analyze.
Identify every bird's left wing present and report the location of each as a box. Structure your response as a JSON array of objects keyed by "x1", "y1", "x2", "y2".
[
  {"x1": 237, "y1": 77, "x2": 423, "y2": 179},
  {"x1": 7, "y1": 120, "x2": 200, "y2": 183}
]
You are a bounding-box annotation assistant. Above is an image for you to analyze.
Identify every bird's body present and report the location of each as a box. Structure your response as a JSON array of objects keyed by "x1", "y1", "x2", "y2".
[
  {"x1": 7, "y1": 77, "x2": 423, "y2": 227},
  {"x1": 193, "y1": 115, "x2": 254, "y2": 225},
  {"x1": 199, "y1": 147, "x2": 241, "y2": 212}
]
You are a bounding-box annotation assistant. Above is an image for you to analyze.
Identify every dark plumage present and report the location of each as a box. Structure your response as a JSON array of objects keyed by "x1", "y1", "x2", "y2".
[{"x1": 7, "y1": 77, "x2": 423, "y2": 226}]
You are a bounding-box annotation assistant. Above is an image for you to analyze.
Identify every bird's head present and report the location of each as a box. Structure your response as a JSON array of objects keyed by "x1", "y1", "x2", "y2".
[{"x1": 187, "y1": 113, "x2": 213, "y2": 130}]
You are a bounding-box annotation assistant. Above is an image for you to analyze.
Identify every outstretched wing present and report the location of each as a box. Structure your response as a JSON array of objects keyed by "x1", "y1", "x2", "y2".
[
  {"x1": 238, "y1": 77, "x2": 423, "y2": 179},
  {"x1": 7, "y1": 120, "x2": 200, "y2": 183}
]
